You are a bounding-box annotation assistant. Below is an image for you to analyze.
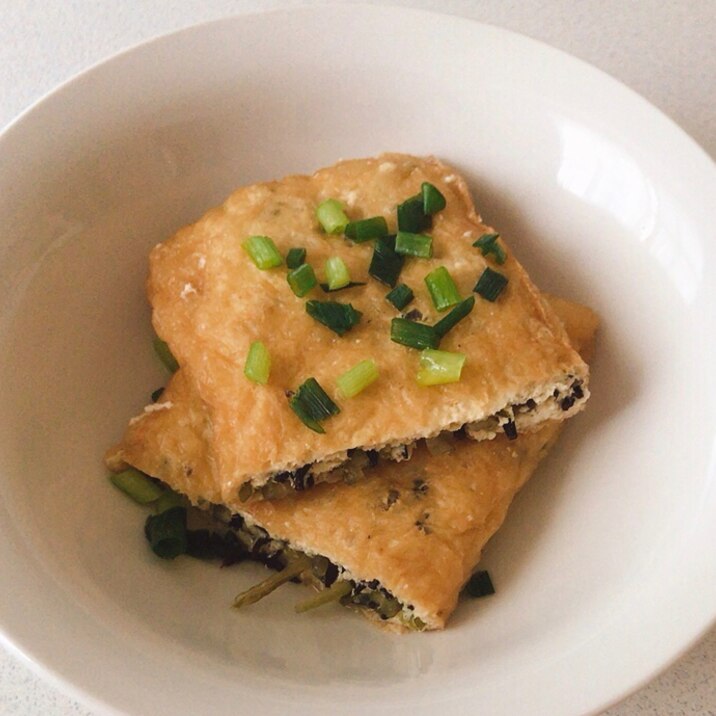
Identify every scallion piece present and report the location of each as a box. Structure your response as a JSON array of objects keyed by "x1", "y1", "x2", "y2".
[
  {"x1": 295, "y1": 580, "x2": 352, "y2": 613},
  {"x1": 287, "y1": 263, "x2": 317, "y2": 297},
  {"x1": 144, "y1": 507, "x2": 187, "y2": 560},
  {"x1": 385, "y1": 283, "x2": 414, "y2": 310},
  {"x1": 433, "y1": 296, "x2": 475, "y2": 338},
  {"x1": 473, "y1": 233, "x2": 506, "y2": 265},
  {"x1": 474, "y1": 267, "x2": 508, "y2": 302},
  {"x1": 421, "y1": 182, "x2": 446, "y2": 214},
  {"x1": 244, "y1": 340, "x2": 271, "y2": 384},
  {"x1": 425, "y1": 266, "x2": 461, "y2": 312},
  {"x1": 336, "y1": 359, "x2": 379, "y2": 398},
  {"x1": 316, "y1": 199, "x2": 349, "y2": 234},
  {"x1": 154, "y1": 489, "x2": 186, "y2": 514},
  {"x1": 395, "y1": 231, "x2": 433, "y2": 258},
  {"x1": 242, "y1": 235, "x2": 282, "y2": 269},
  {"x1": 153, "y1": 337, "x2": 179, "y2": 373},
  {"x1": 319, "y1": 281, "x2": 366, "y2": 293},
  {"x1": 345, "y1": 216, "x2": 389, "y2": 242},
  {"x1": 109, "y1": 468, "x2": 164, "y2": 504},
  {"x1": 324, "y1": 256, "x2": 351, "y2": 291},
  {"x1": 390, "y1": 318, "x2": 439, "y2": 350},
  {"x1": 416, "y1": 349, "x2": 466, "y2": 386},
  {"x1": 397, "y1": 194, "x2": 431, "y2": 233},
  {"x1": 288, "y1": 377, "x2": 340, "y2": 432},
  {"x1": 368, "y1": 235, "x2": 404, "y2": 287},
  {"x1": 233, "y1": 556, "x2": 313, "y2": 609},
  {"x1": 305, "y1": 300, "x2": 362, "y2": 336},
  {"x1": 464, "y1": 570, "x2": 495, "y2": 598},
  {"x1": 286, "y1": 247, "x2": 307, "y2": 269}
]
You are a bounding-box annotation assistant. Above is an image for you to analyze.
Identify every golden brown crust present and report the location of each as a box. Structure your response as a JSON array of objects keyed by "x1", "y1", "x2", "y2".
[
  {"x1": 106, "y1": 298, "x2": 598, "y2": 630},
  {"x1": 145, "y1": 154, "x2": 589, "y2": 497}
]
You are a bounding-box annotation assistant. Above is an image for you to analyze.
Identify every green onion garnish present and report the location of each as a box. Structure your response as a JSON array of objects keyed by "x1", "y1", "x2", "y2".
[
  {"x1": 425, "y1": 266, "x2": 461, "y2": 312},
  {"x1": 305, "y1": 300, "x2": 362, "y2": 336},
  {"x1": 464, "y1": 570, "x2": 495, "y2": 598},
  {"x1": 345, "y1": 216, "x2": 389, "y2": 242},
  {"x1": 369, "y1": 235, "x2": 404, "y2": 287},
  {"x1": 421, "y1": 182, "x2": 446, "y2": 214},
  {"x1": 433, "y1": 296, "x2": 475, "y2": 338},
  {"x1": 109, "y1": 468, "x2": 164, "y2": 504},
  {"x1": 242, "y1": 235, "x2": 282, "y2": 269},
  {"x1": 385, "y1": 283, "x2": 414, "y2": 310},
  {"x1": 287, "y1": 263, "x2": 318, "y2": 297},
  {"x1": 288, "y1": 377, "x2": 340, "y2": 433},
  {"x1": 397, "y1": 194, "x2": 431, "y2": 233},
  {"x1": 243, "y1": 340, "x2": 271, "y2": 384},
  {"x1": 316, "y1": 198, "x2": 349, "y2": 234},
  {"x1": 319, "y1": 281, "x2": 366, "y2": 293},
  {"x1": 395, "y1": 231, "x2": 433, "y2": 258},
  {"x1": 324, "y1": 256, "x2": 351, "y2": 291},
  {"x1": 474, "y1": 267, "x2": 508, "y2": 302},
  {"x1": 473, "y1": 233, "x2": 506, "y2": 264},
  {"x1": 144, "y1": 507, "x2": 188, "y2": 560},
  {"x1": 286, "y1": 247, "x2": 307, "y2": 269},
  {"x1": 390, "y1": 318, "x2": 439, "y2": 350},
  {"x1": 416, "y1": 348, "x2": 466, "y2": 386},
  {"x1": 153, "y1": 337, "x2": 179, "y2": 373},
  {"x1": 336, "y1": 359, "x2": 379, "y2": 398},
  {"x1": 153, "y1": 489, "x2": 186, "y2": 514}
]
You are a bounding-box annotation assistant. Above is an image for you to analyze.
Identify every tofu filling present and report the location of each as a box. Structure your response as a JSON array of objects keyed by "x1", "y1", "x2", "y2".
[
  {"x1": 240, "y1": 378, "x2": 586, "y2": 502},
  {"x1": 210, "y1": 505, "x2": 426, "y2": 630}
]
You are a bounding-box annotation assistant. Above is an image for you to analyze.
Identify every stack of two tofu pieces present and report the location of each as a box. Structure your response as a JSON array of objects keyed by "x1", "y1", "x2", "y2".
[{"x1": 106, "y1": 154, "x2": 597, "y2": 631}]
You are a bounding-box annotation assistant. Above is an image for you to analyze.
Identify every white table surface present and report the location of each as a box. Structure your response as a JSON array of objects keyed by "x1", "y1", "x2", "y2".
[{"x1": 1, "y1": 1, "x2": 714, "y2": 714}]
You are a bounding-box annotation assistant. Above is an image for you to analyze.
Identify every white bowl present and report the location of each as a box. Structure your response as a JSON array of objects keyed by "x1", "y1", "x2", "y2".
[{"x1": 0, "y1": 6, "x2": 714, "y2": 715}]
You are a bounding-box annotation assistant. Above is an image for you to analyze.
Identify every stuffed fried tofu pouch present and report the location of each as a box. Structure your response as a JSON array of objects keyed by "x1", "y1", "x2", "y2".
[
  {"x1": 106, "y1": 296, "x2": 598, "y2": 631},
  {"x1": 133, "y1": 154, "x2": 590, "y2": 503}
]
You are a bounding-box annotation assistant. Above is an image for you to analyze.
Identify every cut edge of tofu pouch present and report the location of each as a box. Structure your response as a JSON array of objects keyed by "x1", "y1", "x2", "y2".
[
  {"x1": 105, "y1": 295, "x2": 598, "y2": 632},
  {"x1": 140, "y1": 154, "x2": 590, "y2": 499}
]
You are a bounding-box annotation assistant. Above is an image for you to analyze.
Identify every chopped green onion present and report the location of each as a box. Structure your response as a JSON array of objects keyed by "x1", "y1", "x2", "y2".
[
  {"x1": 368, "y1": 235, "x2": 404, "y2": 287},
  {"x1": 109, "y1": 468, "x2": 164, "y2": 504},
  {"x1": 287, "y1": 263, "x2": 317, "y2": 297},
  {"x1": 154, "y1": 489, "x2": 186, "y2": 514},
  {"x1": 244, "y1": 341, "x2": 271, "y2": 384},
  {"x1": 397, "y1": 194, "x2": 431, "y2": 233},
  {"x1": 153, "y1": 337, "x2": 179, "y2": 372},
  {"x1": 324, "y1": 256, "x2": 351, "y2": 290},
  {"x1": 336, "y1": 359, "x2": 379, "y2": 398},
  {"x1": 390, "y1": 318, "x2": 439, "y2": 350},
  {"x1": 286, "y1": 247, "x2": 307, "y2": 269},
  {"x1": 474, "y1": 267, "x2": 508, "y2": 302},
  {"x1": 233, "y1": 556, "x2": 313, "y2": 609},
  {"x1": 316, "y1": 199, "x2": 349, "y2": 234},
  {"x1": 395, "y1": 231, "x2": 433, "y2": 258},
  {"x1": 464, "y1": 570, "x2": 495, "y2": 598},
  {"x1": 421, "y1": 182, "x2": 446, "y2": 214},
  {"x1": 319, "y1": 281, "x2": 366, "y2": 293},
  {"x1": 473, "y1": 233, "x2": 506, "y2": 264},
  {"x1": 425, "y1": 266, "x2": 461, "y2": 312},
  {"x1": 288, "y1": 377, "x2": 340, "y2": 432},
  {"x1": 150, "y1": 387, "x2": 164, "y2": 403},
  {"x1": 385, "y1": 283, "x2": 414, "y2": 310},
  {"x1": 345, "y1": 216, "x2": 389, "y2": 242},
  {"x1": 144, "y1": 507, "x2": 187, "y2": 560},
  {"x1": 295, "y1": 580, "x2": 353, "y2": 613},
  {"x1": 305, "y1": 300, "x2": 362, "y2": 336},
  {"x1": 433, "y1": 296, "x2": 475, "y2": 338},
  {"x1": 416, "y1": 349, "x2": 466, "y2": 386},
  {"x1": 242, "y1": 235, "x2": 282, "y2": 269}
]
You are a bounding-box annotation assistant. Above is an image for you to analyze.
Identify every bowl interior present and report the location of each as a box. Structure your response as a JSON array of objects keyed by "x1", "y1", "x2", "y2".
[{"x1": 0, "y1": 7, "x2": 714, "y2": 716}]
